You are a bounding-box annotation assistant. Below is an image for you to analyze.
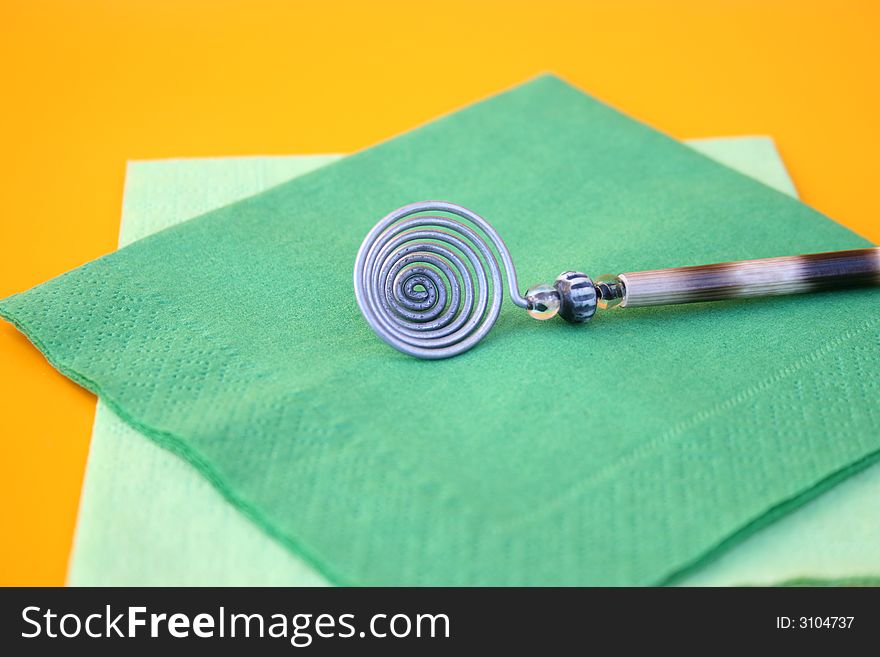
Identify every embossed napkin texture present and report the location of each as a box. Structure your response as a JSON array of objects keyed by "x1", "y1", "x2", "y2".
[
  {"x1": 66, "y1": 143, "x2": 880, "y2": 586},
  {"x1": 3, "y1": 76, "x2": 878, "y2": 585}
]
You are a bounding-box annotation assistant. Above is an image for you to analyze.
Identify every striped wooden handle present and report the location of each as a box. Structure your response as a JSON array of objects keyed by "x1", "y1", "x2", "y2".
[{"x1": 619, "y1": 247, "x2": 880, "y2": 308}]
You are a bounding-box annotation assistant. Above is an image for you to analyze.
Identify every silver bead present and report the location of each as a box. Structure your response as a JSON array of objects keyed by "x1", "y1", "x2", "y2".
[
  {"x1": 524, "y1": 283, "x2": 561, "y2": 320},
  {"x1": 554, "y1": 271, "x2": 597, "y2": 323},
  {"x1": 594, "y1": 274, "x2": 626, "y2": 309}
]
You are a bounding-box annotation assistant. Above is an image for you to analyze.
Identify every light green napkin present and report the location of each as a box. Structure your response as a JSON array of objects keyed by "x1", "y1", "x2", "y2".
[
  {"x1": 4, "y1": 76, "x2": 879, "y2": 585},
  {"x1": 71, "y1": 156, "x2": 338, "y2": 586},
  {"x1": 68, "y1": 141, "x2": 880, "y2": 586}
]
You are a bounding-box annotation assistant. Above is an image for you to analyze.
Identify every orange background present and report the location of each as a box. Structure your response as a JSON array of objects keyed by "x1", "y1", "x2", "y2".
[{"x1": 0, "y1": 0, "x2": 877, "y2": 586}]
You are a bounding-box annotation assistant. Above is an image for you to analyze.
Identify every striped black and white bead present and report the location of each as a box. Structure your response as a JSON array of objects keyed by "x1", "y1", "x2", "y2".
[{"x1": 554, "y1": 271, "x2": 598, "y2": 323}]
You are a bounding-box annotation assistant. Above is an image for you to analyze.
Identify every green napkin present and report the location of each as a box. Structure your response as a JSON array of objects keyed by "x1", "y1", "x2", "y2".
[
  {"x1": 4, "y1": 76, "x2": 879, "y2": 585},
  {"x1": 68, "y1": 142, "x2": 880, "y2": 587}
]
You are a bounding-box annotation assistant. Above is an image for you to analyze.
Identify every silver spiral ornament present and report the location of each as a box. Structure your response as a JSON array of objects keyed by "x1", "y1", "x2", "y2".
[
  {"x1": 354, "y1": 201, "x2": 527, "y2": 359},
  {"x1": 355, "y1": 201, "x2": 880, "y2": 359}
]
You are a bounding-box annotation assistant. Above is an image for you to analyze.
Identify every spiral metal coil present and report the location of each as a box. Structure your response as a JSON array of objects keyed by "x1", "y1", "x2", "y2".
[
  {"x1": 354, "y1": 201, "x2": 527, "y2": 359},
  {"x1": 354, "y1": 202, "x2": 880, "y2": 359}
]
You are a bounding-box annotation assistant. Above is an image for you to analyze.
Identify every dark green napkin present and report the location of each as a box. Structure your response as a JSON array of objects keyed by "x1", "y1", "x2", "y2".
[{"x1": 3, "y1": 76, "x2": 878, "y2": 585}]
